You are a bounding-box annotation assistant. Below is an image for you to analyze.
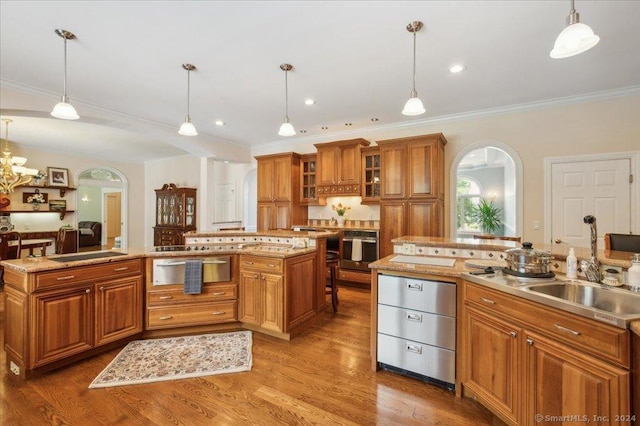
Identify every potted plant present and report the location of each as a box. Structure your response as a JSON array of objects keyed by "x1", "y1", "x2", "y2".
[
  {"x1": 471, "y1": 199, "x2": 503, "y2": 235},
  {"x1": 27, "y1": 192, "x2": 46, "y2": 211}
]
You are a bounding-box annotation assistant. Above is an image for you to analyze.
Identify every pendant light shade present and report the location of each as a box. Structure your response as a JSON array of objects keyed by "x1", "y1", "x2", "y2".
[
  {"x1": 278, "y1": 63, "x2": 295, "y2": 136},
  {"x1": 178, "y1": 64, "x2": 198, "y2": 136},
  {"x1": 51, "y1": 29, "x2": 79, "y2": 120},
  {"x1": 402, "y1": 21, "x2": 426, "y2": 116},
  {"x1": 550, "y1": 0, "x2": 600, "y2": 59}
]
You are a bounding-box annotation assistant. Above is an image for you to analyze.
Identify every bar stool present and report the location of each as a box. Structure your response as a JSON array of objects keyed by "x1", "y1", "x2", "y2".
[{"x1": 325, "y1": 250, "x2": 339, "y2": 313}]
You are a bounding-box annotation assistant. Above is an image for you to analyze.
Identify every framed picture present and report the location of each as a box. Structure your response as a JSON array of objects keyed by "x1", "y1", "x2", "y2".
[
  {"x1": 22, "y1": 190, "x2": 49, "y2": 204},
  {"x1": 47, "y1": 167, "x2": 69, "y2": 187},
  {"x1": 49, "y1": 199, "x2": 67, "y2": 211}
]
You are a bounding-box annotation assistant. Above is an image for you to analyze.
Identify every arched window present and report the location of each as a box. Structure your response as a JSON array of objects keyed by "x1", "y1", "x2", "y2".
[{"x1": 456, "y1": 176, "x2": 483, "y2": 234}]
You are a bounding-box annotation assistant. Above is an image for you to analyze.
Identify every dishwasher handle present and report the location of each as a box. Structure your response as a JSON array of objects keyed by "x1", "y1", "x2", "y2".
[{"x1": 157, "y1": 260, "x2": 227, "y2": 266}]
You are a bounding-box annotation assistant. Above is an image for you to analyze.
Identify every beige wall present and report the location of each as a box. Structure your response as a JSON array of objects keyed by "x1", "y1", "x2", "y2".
[{"x1": 251, "y1": 94, "x2": 640, "y2": 242}]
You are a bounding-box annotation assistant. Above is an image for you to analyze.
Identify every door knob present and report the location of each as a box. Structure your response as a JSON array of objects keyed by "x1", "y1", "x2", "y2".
[{"x1": 554, "y1": 238, "x2": 563, "y2": 244}]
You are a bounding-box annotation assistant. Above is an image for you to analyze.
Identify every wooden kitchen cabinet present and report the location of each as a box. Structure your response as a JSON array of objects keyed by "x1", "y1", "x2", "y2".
[
  {"x1": 377, "y1": 134, "x2": 447, "y2": 257},
  {"x1": 460, "y1": 280, "x2": 631, "y2": 426},
  {"x1": 256, "y1": 153, "x2": 307, "y2": 230},
  {"x1": 3, "y1": 258, "x2": 144, "y2": 378},
  {"x1": 300, "y1": 154, "x2": 325, "y2": 206},
  {"x1": 239, "y1": 253, "x2": 316, "y2": 339},
  {"x1": 361, "y1": 147, "x2": 380, "y2": 204},
  {"x1": 314, "y1": 138, "x2": 370, "y2": 196},
  {"x1": 153, "y1": 183, "x2": 197, "y2": 246}
]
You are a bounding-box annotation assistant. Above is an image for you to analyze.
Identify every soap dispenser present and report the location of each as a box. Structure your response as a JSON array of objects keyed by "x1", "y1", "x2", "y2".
[
  {"x1": 566, "y1": 248, "x2": 577, "y2": 279},
  {"x1": 628, "y1": 253, "x2": 640, "y2": 287}
]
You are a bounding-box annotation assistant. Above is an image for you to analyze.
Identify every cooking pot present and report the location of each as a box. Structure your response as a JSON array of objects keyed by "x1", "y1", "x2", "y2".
[{"x1": 504, "y1": 242, "x2": 554, "y2": 275}]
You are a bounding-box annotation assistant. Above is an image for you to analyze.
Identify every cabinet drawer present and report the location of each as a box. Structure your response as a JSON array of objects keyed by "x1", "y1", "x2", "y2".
[
  {"x1": 377, "y1": 304, "x2": 456, "y2": 350},
  {"x1": 35, "y1": 259, "x2": 142, "y2": 290},
  {"x1": 378, "y1": 275, "x2": 456, "y2": 317},
  {"x1": 147, "y1": 301, "x2": 237, "y2": 329},
  {"x1": 464, "y1": 282, "x2": 630, "y2": 367},
  {"x1": 240, "y1": 255, "x2": 284, "y2": 273},
  {"x1": 148, "y1": 284, "x2": 237, "y2": 305},
  {"x1": 377, "y1": 333, "x2": 455, "y2": 385}
]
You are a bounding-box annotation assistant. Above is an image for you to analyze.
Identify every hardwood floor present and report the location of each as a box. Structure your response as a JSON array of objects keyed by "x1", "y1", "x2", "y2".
[{"x1": 0, "y1": 286, "x2": 496, "y2": 425}]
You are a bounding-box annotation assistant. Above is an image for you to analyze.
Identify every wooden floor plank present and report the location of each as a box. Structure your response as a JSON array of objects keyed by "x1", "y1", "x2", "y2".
[{"x1": 1, "y1": 286, "x2": 497, "y2": 425}]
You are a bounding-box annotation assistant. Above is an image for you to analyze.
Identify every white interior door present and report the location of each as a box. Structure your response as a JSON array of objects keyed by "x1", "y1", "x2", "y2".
[
  {"x1": 216, "y1": 183, "x2": 236, "y2": 221},
  {"x1": 550, "y1": 158, "x2": 631, "y2": 248}
]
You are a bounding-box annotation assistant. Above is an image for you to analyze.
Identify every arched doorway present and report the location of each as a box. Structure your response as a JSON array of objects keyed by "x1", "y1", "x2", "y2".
[
  {"x1": 450, "y1": 142, "x2": 523, "y2": 240},
  {"x1": 76, "y1": 167, "x2": 128, "y2": 249}
]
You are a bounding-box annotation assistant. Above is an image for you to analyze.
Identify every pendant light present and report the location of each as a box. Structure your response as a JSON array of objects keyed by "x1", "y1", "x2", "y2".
[
  {"x1": 0, "y1": 118, "x2": 40, "y2": 194},
  {"x1": 51, "y1": 29, "x2": 80, "y2": 120},
  {"x1": 402, "y1": 21, "x2": 426, "y2": 116},
  {"x1": 278, "y1": 63, "x2": 295, "y2": 136},
  {"x1": 550, "y1": 0, "x2": 600, "y2": 59},
  {"x1": 178, "y1": 64, "x2": 198, "y2": 136}
]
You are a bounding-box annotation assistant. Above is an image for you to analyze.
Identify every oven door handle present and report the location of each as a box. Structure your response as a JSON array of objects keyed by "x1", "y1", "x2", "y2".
[
  {"x1": 157, "y1": 260, "x2": 227, "y2": 267},
  {"x1": 342, "y1": 238, "x2": 378, "y2": 243}
]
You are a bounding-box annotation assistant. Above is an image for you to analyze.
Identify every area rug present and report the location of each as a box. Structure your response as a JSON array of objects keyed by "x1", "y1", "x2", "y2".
[{"x1": 89, "y1": 330, "x2": 252, "y2": 388}]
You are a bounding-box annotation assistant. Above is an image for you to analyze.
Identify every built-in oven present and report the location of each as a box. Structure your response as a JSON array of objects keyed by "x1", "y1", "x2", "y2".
[
  {"x1": 341, "y1": 230, "x2": 379, "y2": 272},
  {"x1": 152, "y1": 256, "x2": 231, "y2": 286}
]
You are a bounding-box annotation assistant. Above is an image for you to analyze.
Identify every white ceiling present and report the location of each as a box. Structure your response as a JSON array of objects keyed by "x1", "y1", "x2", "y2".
[{"x1": 1, "y1": 1, "x2": 639, "y2": 163}]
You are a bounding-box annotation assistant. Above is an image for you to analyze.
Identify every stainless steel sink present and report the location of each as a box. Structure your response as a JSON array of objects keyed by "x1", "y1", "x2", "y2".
[{"x1": 526, "y1": 282, "x2": 640, "y2": 316}]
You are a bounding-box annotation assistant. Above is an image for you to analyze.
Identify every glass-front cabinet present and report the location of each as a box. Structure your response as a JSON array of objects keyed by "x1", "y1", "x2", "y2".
[
  {"x1": 300, "y1": 154, "x2": 325, "y2": 206},
  {"x1": 361, "y1": 147, "x2": 380, "y2": 204},
  {"x1": 153, "y1": 183, "x2": 197, "y2": 246}
]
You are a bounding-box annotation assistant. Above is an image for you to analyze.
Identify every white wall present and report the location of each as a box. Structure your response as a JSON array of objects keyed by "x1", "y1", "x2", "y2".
[{"x1": 251, "y1": 94, "x2": 640, "y2": 243}]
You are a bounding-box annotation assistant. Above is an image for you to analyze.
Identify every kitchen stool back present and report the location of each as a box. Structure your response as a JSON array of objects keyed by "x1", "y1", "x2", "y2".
[{"x1": 326, "y1": 250, "x2": 339, "y2": 313}]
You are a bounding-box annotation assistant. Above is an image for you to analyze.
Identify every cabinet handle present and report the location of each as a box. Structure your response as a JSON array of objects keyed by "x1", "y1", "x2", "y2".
[
  {"x1": 245, "y1": 261, "x2": 254, "y2": 265},
  {"x1": 553, "y1": 323, "x2": 581, "y2": 336},
  {"x1": 159, "y1": 315, "x2": 173, "y2": 320},
  {"x1": 56, "y1": 275, "x2": 76, "y2": 281},
  {"x1": 159, "y1": 295, "x2": 173, "y2": 300},
  {"x1": 510, "y1": 331, "x2": 517, "y2": 338},
  {"x1": 113, "y1": 267, "x2": 128, "y2": 271},
  {"x1": 267, "y1": 263, "x2": 276, "y2": 268},
  {"x1": 85, "y1": 288, "x2": 91, "y2": 294},
  {"x1": 262, "y1": 276, "x2": 266, "y2": 281},
  {"x1": 99, "y1": 286, "x2": 105, "y2": 291},
  {"x1": 406, "y1": 313, "x2": 422, "y2": 322},
  {"x1": 480, "y1": 297, "x2": 496, "y2": 305},
  {"x1": 212, "y1": 311, "x2": 226, "y2": 316},
  {"x1": 212, "y1": 292, "x2": 226, "y2": 296},
  {"x1": 406, "y1": 344, "x2": 422, "y2": 354},
  {"x1": 526, "y1": 338, "x2": 534, "y2": 346},
  {"x1": 406, "y1": 282, "x2": 423, "y2": 291},
  {"x1": 253, "y1": 274, "x2": 259, "y2": 279}
]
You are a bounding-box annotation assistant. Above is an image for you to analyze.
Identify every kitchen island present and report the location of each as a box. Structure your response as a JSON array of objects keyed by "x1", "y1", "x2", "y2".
[
  {"x1": 2, "y1": 229, "x2": 337, "y2": 379},
  {"x1": 370, "y1": 236, "x2": 639, "y2": 424}
]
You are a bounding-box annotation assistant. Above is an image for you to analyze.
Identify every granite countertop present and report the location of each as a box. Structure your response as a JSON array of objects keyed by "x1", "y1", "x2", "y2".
[
  {"x1": 185, "y1": 229, "x2": 339, "y2": 238},
  {"x1": 391, "y1": 236, "x2": 636, "y2": 269},
  {"x1": 370, "y1": 254, "x2": 475, "y2": 278},
  {"x1": 291, "y1": 223, "x2": 380, "y2": 232}
]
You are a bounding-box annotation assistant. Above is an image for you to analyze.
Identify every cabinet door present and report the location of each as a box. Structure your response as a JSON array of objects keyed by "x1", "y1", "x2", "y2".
[
  {"x1": 380, "y1": 144, "x2": 405, "y2": 199},
  {"x1": 95, "y1": 276, "x2": 142, "y2": 346},
  {"x1": 463, "y1": 308, "x2": 520, "y2": 426},
  {"x1": 316, "y1": 147, "x2": 338, "y2": 186},
  {"x1": 32, "y1": 285, "x2": 93, "y2": 367},
  {"x1": 274, "y1": 202, "x2": 291, "y2": 230},
  {"x1": 524, "y1": 331, "x2": 631, "y2": 424},
  {"x1": 406, "y1": 200, "x2": 443, "y2": 237},
  {"x1": 338, "y1": 145, "x2": 360, "y2": 185},
  {"x1": 407, "y1": 141, "x2": 436, "y2": 198},
  {"x1": 257, "y1": 158, "x2": 274, "y2": 202},
  {"x1": 257, "y1": 203, "x2": 274, "y2": 231},
  {"x1": 239, "y1": 271, "x2": 261, "y2": 325},
  {"x1": 362, "y1": 151, "x2": 381, "y2": 203},
  {"x1": 300, "y1": 155, "x2": 318, "y2": 205},
  {"x1": 380, "y1": 202, "x2": 405, "y2": 258},
  {"x1": 261, "y1": 273, "x2": 284, "y2": 332},
  {"x1": 273, "y1": 155, "x2": 293, "y2": 201}
]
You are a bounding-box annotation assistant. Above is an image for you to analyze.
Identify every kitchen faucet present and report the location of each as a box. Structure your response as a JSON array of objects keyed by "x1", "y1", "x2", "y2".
[{"x1": 579, "y1": 215, "x2": 601, "y2": 282}]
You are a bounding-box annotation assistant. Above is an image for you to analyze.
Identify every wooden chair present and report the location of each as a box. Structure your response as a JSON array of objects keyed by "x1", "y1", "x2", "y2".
[
  {"x1": 473, "y1": 234, "x2": 522, "y2": 243},
  {"x1": 325, "y1": 250, "x2": 340, "y2": 313},
  {"x1": 604, "y1": 233, "x2": 640, "y2": 253},
  {"x1": 0, "y1": 231, "x2": 22, "y2": 283}
]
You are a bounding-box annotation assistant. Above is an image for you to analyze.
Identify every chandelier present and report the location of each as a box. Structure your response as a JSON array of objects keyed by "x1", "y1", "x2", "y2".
[{"x1": 0, "y1": 118, "x2": 39, "y2": 194}]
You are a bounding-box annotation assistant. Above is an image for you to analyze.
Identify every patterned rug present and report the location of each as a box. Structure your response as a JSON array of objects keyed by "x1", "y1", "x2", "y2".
[{"x1": 89, "y1": 330, "x2": 252, "y2": 388}]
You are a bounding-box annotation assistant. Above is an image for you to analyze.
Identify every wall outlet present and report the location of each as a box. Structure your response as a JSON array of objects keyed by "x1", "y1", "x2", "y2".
[
  {"x1": 10, "y1": 361, "x2": 20, "y2": 376},
  {"x1": 402, "y1": 243, "x2": 416, "y2": 255},
  {"x1": 532, "y1": 221, "x2": 540, "y2": 230}
]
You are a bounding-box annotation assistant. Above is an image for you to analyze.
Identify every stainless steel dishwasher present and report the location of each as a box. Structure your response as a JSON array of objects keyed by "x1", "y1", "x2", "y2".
[{"x1": 376, "y1": 274, "x2": 456, "y2": 390}]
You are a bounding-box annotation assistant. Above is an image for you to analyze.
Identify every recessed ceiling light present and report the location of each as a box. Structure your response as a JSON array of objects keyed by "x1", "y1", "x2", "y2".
[
  {"x1": 299, "y1": 130, "x2": 307, "y2": 133},
  {"x1": 345, "y1": 123, "x2": 352, "y2": 126},
  {"x1": 449, "y1": 64, "x2": 466, "y2": 73},
  {"x1": 321, "y1": 126, "x2": 328, "y2": 130},
  {"x1": 304, "y1": 99, "x2": 316, "y2": 106},
  {"x1": 215, "y1": 120, "x2": 225, "y2": 126},
  {"x1": 370, "y1": 118, "x2": 379, "y2": 122}
]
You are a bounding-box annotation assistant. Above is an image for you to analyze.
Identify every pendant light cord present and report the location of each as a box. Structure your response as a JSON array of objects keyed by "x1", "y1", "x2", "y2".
[
  {"x1": 411, "y1": 30, "x2": 417, "y2": 94},
  {"x1": 186, "y1": 68, "x2": 191, "y2": 118},
  {"x1": 62, "y1": 35, "x2": 68, "y2": 101},
  {"x1": 284, "y1": 69, "x2": 289, "y2": 120}
]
